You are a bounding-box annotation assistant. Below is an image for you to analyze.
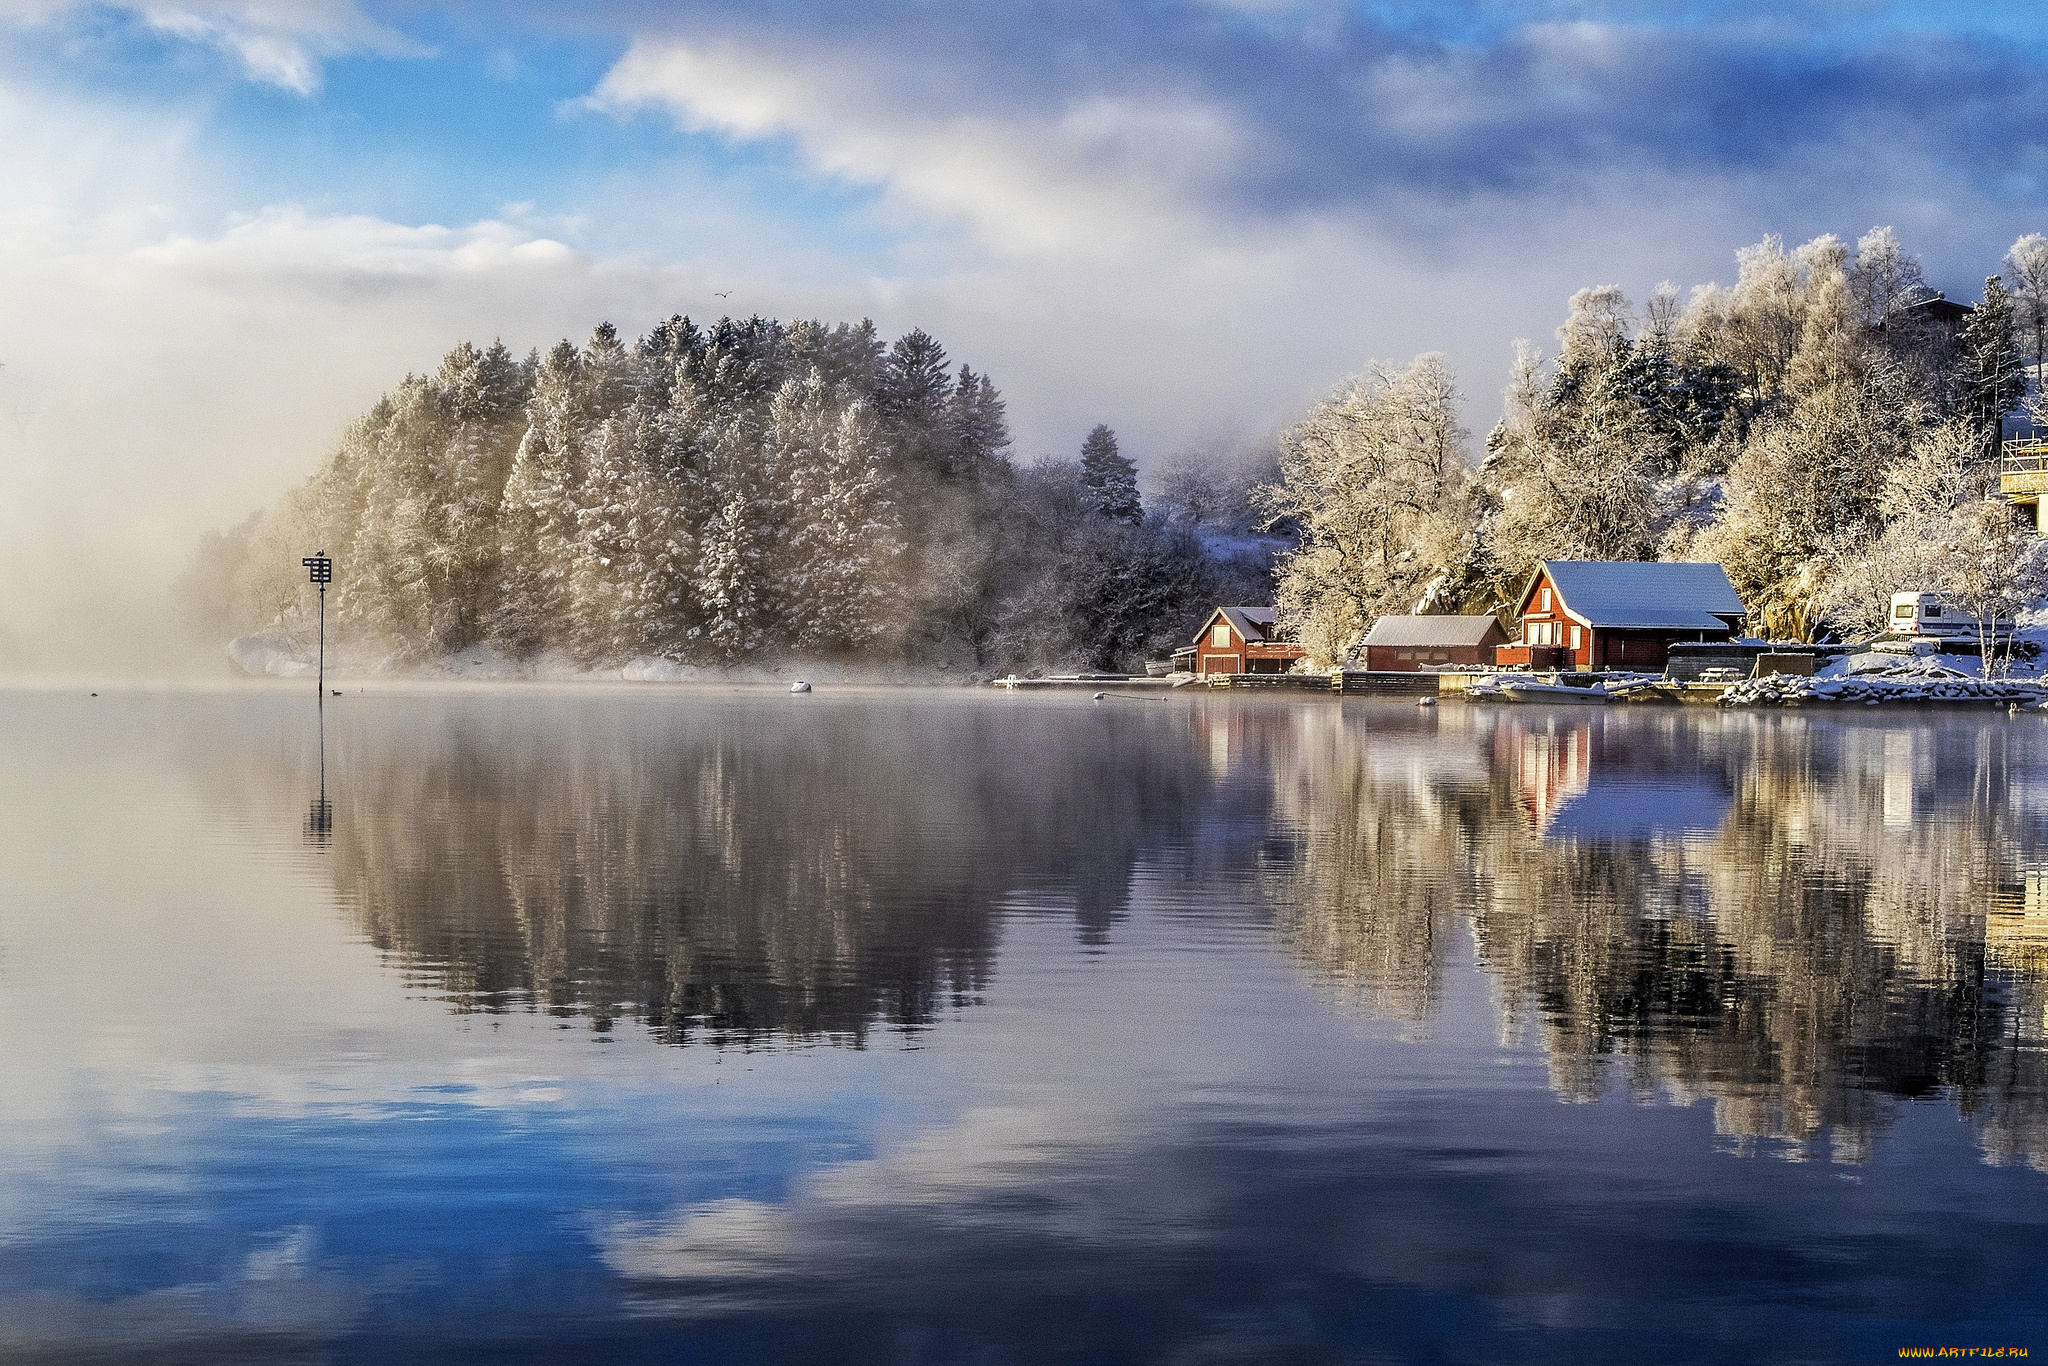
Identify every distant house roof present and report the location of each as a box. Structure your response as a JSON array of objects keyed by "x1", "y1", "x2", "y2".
[
  {"x1": 1362, "y1": 615, "x2": 1505, "y2": 647},
  {"x1": 1530, "y1": 561, "x2": 1746, "y2": 630},
  {"x1": 1198, "y1": 606, "x2": 1281, "y2": 645},
  {"x1": 1904, "y1": 294, "x2": 1973, "y2": 328}
]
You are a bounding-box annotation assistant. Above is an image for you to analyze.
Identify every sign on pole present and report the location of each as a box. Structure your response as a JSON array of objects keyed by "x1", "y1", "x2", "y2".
[{"x1": 302, "y1": 553, "x2": 331, "y2": 706}]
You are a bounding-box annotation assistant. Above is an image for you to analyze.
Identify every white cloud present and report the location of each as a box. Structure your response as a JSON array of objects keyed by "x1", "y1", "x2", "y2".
[
  {"x1": 0, "y1": 0, "x2": 425, "y2": 92},
  {"x1": 589, "y1": 37, "x2": 1253, "y2": 260}
]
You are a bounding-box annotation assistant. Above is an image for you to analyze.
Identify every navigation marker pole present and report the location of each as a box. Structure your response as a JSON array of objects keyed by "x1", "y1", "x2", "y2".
[
  {"x1": 302, "y1": 552, "x2": 332, "y2": 711},
  {"x1": 301, "y1": 552, "x2": 335, "y2": 845}
]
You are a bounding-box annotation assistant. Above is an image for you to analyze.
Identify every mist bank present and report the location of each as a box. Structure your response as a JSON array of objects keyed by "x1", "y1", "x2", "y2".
[{"x1": 184, "y1": 316, "x2": 1278, "y2": 680}]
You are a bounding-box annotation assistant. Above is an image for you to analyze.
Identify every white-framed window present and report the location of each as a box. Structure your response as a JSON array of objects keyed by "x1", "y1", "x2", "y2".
[
  {"x1": 1570, "y1": 625, "x2": 1581, "y2": 650},
  {"x1": 1212, "y1": 624, "x2": 1231, "y2": 648},
  {"x1": 1540, "y1": 587, "x2": 1552, "y2": 612}
]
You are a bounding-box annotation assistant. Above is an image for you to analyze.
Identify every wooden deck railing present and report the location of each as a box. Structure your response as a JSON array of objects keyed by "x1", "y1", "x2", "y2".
[{"x1": 2001, "y1": 439, "x2": 2048, "y2": 495}]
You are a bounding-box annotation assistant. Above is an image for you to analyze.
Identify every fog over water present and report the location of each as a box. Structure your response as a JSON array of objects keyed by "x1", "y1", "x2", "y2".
[{"x1": 3, "y1": 686, "x2": 2044, "y2": 1361}]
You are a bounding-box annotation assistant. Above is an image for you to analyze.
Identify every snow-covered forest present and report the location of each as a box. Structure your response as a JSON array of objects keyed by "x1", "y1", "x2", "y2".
[
  {"x1": 186, "y1": 317, "x2": 1274, "y2": 673},
  {"x1": 1269, "y1": 229, "x2": 2048, "y2": 663},
  {"x1": 190, "y1": 227, "x2": 2048, "y2": 677}
]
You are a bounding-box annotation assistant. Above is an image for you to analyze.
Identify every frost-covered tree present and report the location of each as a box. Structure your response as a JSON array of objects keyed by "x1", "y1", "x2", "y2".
[
  {"x1": 1935, "y1": 501, "x2": 2048, "y2": 677},
  {"x1": 1960, "y1": 276, "x2": 2028, "y2": 455},
  {"x1": 1817, "y1": 417, "x2": 1984, "y2": 637},
  {"x1": 771, "y1": 374, "x2": 904, "y2": 652},
  {"x1": 206, "y1": 307, "x2": 1262, "y2": 675},
  {"x1": 1264, "y1": 353, "x2": 1470, "y2": 665},
  {"x1": 1079, "y1": 424, "x2": 1141, "y2": 523},
  {"x1": 2007, "y1": 235, "x2": 2048, "y2": 400},
  {"x1": 987, "y1": 457, "x2": 1224, "y2": 671},
  {"x1": 876, "y1": 328, "x2": 955, "y2": 474},
  {"x1": 1851, "y1": 226, "x2": 1931, "y2": 344},
  {"x1": 1477, "y1": 322, "x2": 1661, "y2": 595},
  {"x1": 948, "y1": 365, "x2": 1010, "y2": 474}
]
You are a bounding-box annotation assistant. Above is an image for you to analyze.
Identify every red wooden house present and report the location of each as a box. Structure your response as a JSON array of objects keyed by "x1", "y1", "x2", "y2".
[
  {"x1": 1192, "y1": 607, "x2": 1307, "y2": 677},
  {"x1": 1511, "y1": 560, "x2": 1746, "y2": 672},
  {"x1": 1359, "y1": 615, "x2": 1510, "y2": 671}
]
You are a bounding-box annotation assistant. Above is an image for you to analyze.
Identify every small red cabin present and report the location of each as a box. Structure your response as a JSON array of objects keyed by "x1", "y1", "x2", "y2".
[
  {"x1": 1193, "y1": 607, "x2": 1307, "y2": 677},
  {"x1": 1515, "y1": 560, "x2": 1746, "y2": 672},
  {"x1": 1360, "y1": 615, "x2": 1510, "y2": 671}
]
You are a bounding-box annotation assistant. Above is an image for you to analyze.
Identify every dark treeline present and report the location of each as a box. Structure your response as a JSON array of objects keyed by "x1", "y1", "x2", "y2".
[{"x1": 189, "y1": 316, "x2": 1273, "y2": 673}]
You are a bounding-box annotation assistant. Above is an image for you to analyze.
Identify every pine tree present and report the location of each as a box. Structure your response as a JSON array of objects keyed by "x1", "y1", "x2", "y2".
[
  {"x1": 1079, "y1": 424, "x2": 1140, "y2": 523},
  {"x1": 1960, "y1": 275, "x2": 2028, "y2": 456},
  {"x1": 494, "y1": 341, "x2": 587, "y2": 654},
  {"x1": 878, "y1": 328, "x2": 955, "y2": 474},
  {"x1": 949, "y1": 365, "x2": 1010, "y2": 472}
]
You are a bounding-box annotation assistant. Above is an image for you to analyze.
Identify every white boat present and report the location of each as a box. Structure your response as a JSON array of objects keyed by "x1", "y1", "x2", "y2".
[{"x1": 1473, "y1": 678, "x2": 1612, "y2": 704}]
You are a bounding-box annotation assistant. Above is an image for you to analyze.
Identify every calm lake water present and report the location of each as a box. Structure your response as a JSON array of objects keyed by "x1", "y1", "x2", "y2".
[{"x1": 3, "y1": 685, "x2": 2046, "y2": 1364}]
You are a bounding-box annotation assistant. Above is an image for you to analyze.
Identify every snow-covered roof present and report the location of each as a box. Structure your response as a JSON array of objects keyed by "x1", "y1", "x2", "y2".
[
  {"x1": 1532, "y1": 561, "x2": 1746, "y2": 630},
  {"x1": 1362, "y1": 615, "x2": 1504, "y2": 647},
  {"x1": 1198, "y1": 606, "x2": 1281, "y2": 645}
]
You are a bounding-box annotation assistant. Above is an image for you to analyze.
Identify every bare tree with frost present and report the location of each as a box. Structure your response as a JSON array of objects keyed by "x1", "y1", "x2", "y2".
[
  {"x1": 2007, "y1": 235, "x2": 2048, "y2": 399},
  {"x1": 1262, "y1": 353, "x2": 1470, "y2": 665}
]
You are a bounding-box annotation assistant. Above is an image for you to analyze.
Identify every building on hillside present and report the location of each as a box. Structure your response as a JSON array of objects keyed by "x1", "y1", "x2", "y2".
[
  {"x1": 2003, "y1": 437, "x2": 2048, "y2": 532},
  {"x1": 1514, "y1": 560, "x2": 1746, "y2": 672},
  {"x1": 1903, "y1": 294, "x2": 1972, "y2": 330},
  {"x1": 1192, "y1": 607, "x2": 1307, "y2": 677},
  {"x1": 1359, "y1": 615, "x2": 1509, "y2": 671}
]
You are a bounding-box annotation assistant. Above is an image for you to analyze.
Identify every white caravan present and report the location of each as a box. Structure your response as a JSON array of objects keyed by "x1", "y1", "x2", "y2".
[{"x1": 1887, "y1": 591, "x2": 2009, "y2": 638}]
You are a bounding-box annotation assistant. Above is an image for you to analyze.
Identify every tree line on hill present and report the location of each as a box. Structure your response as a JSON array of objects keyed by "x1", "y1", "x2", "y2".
[
  {"x1": 184, "y1": 317, "x2": 1275, "y2": 673},
  {"x1": 1266, "y1": 228, "x2": 2048, "y2": 662},
  {"x1": 190, "y1": 226, "x2": 2047, "y2": 676}
]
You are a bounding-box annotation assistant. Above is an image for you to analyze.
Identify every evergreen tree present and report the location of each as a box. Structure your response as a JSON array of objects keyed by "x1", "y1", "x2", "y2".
[
  {"x1": 1079, "y1": 424, "x2": 1141, "y2": 523},
  {"x1": 1960, "y1": 275, "x2": 2028, "y2": 455},
  {"x1": 949, "y1": 365, "x2": 1010, "y2": 472},
  {"x1": 212, "y1": 308, "x2": 1248, "y2": 677},
  {"x1": 494, "y1": 341, "x2": 587, "y2": 654},
  {"x1": 877, "y1": 328, "x2": 955, "y2": 475}
]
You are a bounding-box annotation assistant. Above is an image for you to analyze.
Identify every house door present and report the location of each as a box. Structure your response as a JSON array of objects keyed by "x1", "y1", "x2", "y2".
[{"x1": 1206, "y1": 655, "x2": 1241, "y2": 676}]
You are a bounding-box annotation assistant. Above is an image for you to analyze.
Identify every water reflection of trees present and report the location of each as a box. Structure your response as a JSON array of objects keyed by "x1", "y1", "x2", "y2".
[
  {"x1": 241, "y1": 697, "x2": 1214, "y2": 1048},
  {"x1": 1261, "y1": 705, "x2": 2048, "y2": 1169}
]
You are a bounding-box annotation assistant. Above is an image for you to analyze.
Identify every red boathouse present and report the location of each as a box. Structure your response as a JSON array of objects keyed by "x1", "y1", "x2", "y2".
[
  {"x1": 1514, "y1": 560, "x2": 1747, "y2": 672},
  {"x1": 1359, "y1": 615, "x2": 1510, "y2": 671},
  {"x1": 1193, "y1": 607, "x2": 1307, "y2": 677}
]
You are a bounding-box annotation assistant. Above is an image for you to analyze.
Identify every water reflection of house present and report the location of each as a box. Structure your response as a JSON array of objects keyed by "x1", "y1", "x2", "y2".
[
  {"x1": 1501, "y1": 719, "x2": 1592, "y2": 830},
  {"x1": 1989, "y1": 869, "x2": 2048, "y2": 974}
]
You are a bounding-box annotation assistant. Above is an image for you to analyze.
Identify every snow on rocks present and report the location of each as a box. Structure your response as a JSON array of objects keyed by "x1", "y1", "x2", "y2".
[{"x1": 1720, "y1": 658, "x2": 2046, "y2": 708}]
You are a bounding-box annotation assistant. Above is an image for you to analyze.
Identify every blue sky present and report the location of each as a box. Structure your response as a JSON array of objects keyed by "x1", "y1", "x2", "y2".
[{"x1": 1, "y1": 0, "x2": 2046, "y2": 661}]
